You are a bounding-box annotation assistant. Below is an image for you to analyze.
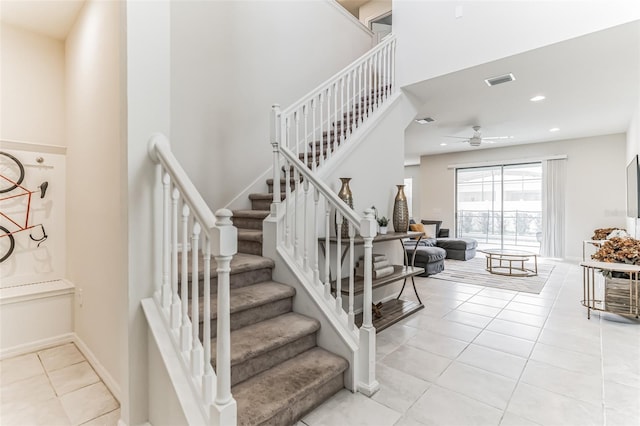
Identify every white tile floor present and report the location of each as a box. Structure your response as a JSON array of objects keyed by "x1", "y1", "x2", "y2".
[
  {"x1": 0, "y1": 343, "x2": 120, "y2": 425},
  {"x1": 2, "y1": 261, "x2": 638, "y2": 426},
  {"x1": 301, "y1": 260, "x2": 640, "y2": 426}
]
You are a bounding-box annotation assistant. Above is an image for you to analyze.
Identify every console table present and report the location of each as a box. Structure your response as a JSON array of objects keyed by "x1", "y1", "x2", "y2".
[
  {"x1": 579, "y1": 260, "x2": 640, "y2": 319},
  {"x1": 319, "y1": 231, "x2": 425, "y2": 332}
]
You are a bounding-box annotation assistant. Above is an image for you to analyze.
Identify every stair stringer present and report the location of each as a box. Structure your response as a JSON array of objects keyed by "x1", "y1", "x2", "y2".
[{"x1": 262, "y1": 214, "x2": 360, "y2": 392}]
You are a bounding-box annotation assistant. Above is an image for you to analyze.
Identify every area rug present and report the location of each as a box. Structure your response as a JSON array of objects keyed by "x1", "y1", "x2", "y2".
[{"x1": 431, "y1": 254, "x2": 555, "y2": 294}]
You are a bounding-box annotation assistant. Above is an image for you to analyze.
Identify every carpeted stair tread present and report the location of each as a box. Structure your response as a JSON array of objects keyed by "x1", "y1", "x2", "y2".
[
  {"x1": 199, "y1": 281, "x2": 295, "y2": 320},
  {"x1": 211, "y1": 312, "x2": 320, "y2": 367},
  {"x1": 229, "y1": 253, "x2": 273, "y2": 273},
  {"x1": 180, "y1": 252, "x2": 273, "y2": 281},
  {"x1": 238, "y1": 228, "x2": 263, "y2": 242},
  {"x1": 248, "y1": 193, "x2": 277, "y2": 201},
  {"x1": 233, "y1": 209, "x2": 270, "y2": 219},
  {"x1": 233, "y1": 347, "x2": 348, "y2": 426}
]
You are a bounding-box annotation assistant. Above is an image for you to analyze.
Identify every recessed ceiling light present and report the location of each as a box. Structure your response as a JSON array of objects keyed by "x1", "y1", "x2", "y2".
[
  {"x1": 415, "y1": 117, "x2": 435, "y2": 124},
  {"x1": 530, "y1": 95, "x2": 546, "y2": 102},
  {"x1": 440, "y1": 143, "x2": 447, "y2": 146},
  {"x1": 549, "y1": 127, "x2": 560, "y2": 132}
]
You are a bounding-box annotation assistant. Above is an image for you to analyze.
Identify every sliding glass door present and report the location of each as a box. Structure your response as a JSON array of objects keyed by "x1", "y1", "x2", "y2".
[{"x1": 456, "y1": 163, "x2": 542, "y2": 251}]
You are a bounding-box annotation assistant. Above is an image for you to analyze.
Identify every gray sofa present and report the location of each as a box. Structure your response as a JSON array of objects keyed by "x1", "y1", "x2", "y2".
[{"x1": 404, "y1": 220, "x2": 477, "y2": 276}]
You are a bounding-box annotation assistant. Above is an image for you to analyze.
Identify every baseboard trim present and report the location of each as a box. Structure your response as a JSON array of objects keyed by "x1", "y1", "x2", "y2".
[
  {"x1": 73, "y1": 334, "x2": 122, "y2": 403},
  {"x1": 0, "y1": 332, "x2": 74, "y2": 360}
]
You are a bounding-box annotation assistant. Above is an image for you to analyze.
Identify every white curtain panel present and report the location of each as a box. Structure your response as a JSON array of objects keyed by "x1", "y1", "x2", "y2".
[{"x1": 541, "y1": 159, "x2": 567, "y2": 258}]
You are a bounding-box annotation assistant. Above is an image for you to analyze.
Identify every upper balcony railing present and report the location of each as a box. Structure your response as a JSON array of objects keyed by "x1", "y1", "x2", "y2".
[{"x1": 274, "y1": 35, "x2": 397, "y2": 181}]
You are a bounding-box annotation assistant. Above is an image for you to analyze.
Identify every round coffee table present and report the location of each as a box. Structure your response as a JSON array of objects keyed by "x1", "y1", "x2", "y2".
[{"x1": 481, "y1": 249, "x2": 538, "y2": 277}]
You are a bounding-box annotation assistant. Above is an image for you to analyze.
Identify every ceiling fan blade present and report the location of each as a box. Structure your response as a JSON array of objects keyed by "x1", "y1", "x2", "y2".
[{"x1": 482, "y1": 136, "x2": 513, "y2": 140}]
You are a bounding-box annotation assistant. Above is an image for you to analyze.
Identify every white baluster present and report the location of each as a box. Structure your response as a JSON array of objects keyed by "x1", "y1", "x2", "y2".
[
  {"x1": 382, "y1": 46, "x2": 387, "y2": 101},
  {"x1": 303, "y1": 179, "x2": 309, "y2": 271},
  {"x1": 333, "y1": 82, "x2": 338, "y2": 146},
  {"x1": 326, "y1": 88, "x2": 332, "y2": 161},
  {"x1": 358, "y1": 64, "x2": 364, "y2": 126},
  {"x1": 171, "y1": 187, "x2": 180, "y2": 329},
  {"x1": 181, "y1": 204, "x2": 191, "y2": 352},
  {"x1": 368, "y1": 58, "x2": 374, "y2": 116},
  {"x1": 294, "y1": 110, "x2": 300, "y2": 160},
  {"x1": 311, "y1": 98, "x2": 316, "y2": 170},
  {"x1": 313, "y1": 187, "x2": 320, "y2": 284},
  {"x1": 391, "y1": 40, "x2": 396, "y2": 93},
  {"x1": 324, "y1": 203, "x2": 331, "y2": 299},
  {"x1": 319, "y1": 92, "x2": 325, "y2": 167},
  {"x1": 271, "y1": 105, "x2": 281, "y2": 215},
  {"x1": 191, "y1": 222, "x2": 203, "y2": 377},
  {"x1": 202, "y1": 235, "x2": 213, "y2": 403},
  {"x1": 162, "y1": 172, "x2": 171, "y2": 308},
  {"x1": 285, "y1": 152, "x2": 292, "y2": 248},
  {"x1": 351, "y1": 70, "x2": 357, "y2": 130},
  {"x1": 348, "y1": 223, "x2": 355, "y2": 329},
  {"x1": 336, "y1": 211, "x2": 343, "y2": 313},
  {"x1": 293, "y1": 173, "x2": 299, "y2": 261},
  {"x1": 340, "y1": 77, "x2": 345, "y2": 144},
  {"x1": 374, "y1": 51, "x2": 379, "y2": 109},
  {"x1": 303, "y1": 104, "x2": 309, "y2": 169},
  {"x1": 346, "y1": 73, "x2": 352, "y2": 137},
  {"x1": 212, "y1": 209, "x2": 237, "y2": 410}
]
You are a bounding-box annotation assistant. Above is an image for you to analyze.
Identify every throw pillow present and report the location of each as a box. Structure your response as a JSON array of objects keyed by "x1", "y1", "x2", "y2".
[
  {"x1": 422, "y1": 224, "x2": 437, "y2": 239},
  {"x1": 409, "y1": 223, "x2": 425, "y2": 239}
]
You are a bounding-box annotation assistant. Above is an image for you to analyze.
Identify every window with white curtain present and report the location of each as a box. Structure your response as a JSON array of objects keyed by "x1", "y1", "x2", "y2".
[{"x1": 404, "y1": 178, "x2": 413, "y2": 217}]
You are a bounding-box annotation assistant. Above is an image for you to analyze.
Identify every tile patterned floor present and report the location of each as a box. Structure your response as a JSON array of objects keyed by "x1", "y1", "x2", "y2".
[
  {"x1": 2, "y1": 261, "x2": 639, "y2": 426},
  {"x1": 0, "y1": 343, "x2": 120, "y2": 425},
  {"x1": 300, "y1": 260, "x2": 640, "y2": 426}
]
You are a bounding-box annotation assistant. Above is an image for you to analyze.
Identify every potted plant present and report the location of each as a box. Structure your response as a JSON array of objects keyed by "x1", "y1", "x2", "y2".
[{"x1": 377, "y1": 216, "x2": 389, "y2": 234}]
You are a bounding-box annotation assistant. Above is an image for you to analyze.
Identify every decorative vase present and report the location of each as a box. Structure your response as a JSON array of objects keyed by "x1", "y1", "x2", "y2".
[
  {"x1": 336, "y1": 178, "x2": 353, "y2": 238},
  {"x1": 392, "y1": 184, "x2": 409, "y2": 233}
]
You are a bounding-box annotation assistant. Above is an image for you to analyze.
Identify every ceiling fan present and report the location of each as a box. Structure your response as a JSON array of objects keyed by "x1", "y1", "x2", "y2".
[{"x1": 445, "y1": 125, "x2": 512, "y2": 147}]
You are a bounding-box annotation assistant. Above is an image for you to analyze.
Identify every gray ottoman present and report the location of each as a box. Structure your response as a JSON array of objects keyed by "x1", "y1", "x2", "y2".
[
  {"x1": 436, "y1": 238, "x2": 477, "y2": 260},
  {"x1": 406, "y1": 246, "x2": 446, "y2": 277}
]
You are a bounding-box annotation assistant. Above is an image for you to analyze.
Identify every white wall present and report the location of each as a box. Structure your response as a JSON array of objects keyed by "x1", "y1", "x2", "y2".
[
  {"x1": 394, "y1": 0, "x2": 640, "y2": 87},
  {"x1": 419, "y1": 134, "x2": 627, "y2": 260},
  {"x1": 124, "y1": 1, "x2": 172, "y2": 424},
  {"x1": 0, "y1": 23, "x2": 65, "y2": 146},
  {"x1": 170, "y1": 0, "x2": 374, "y2": 209},
  {"x1": 65, "y1": 0, "x2": 126, "y2": 404}
]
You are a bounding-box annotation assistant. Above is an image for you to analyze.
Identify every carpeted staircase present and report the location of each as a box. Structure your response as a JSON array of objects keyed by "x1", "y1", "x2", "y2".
[
  {"x1": 185, "y1": 87, "x2": 388, "y2": 425},
  {"x1": 193, "y1": 252, "x2": 347, "y2": 425}
]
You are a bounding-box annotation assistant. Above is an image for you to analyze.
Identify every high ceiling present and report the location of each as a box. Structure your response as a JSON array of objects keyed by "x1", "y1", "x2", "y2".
[
  {"x1": 0, "y1": 0, "x2": 84, "y2": 40},
  {"x1": 404, "y1": 20, "x2": 640, "y2": 165}
]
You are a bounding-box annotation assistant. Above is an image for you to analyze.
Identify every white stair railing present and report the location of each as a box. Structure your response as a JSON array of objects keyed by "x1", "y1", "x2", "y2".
[
  {"x1": 270, "y1": 125, "x2": 380, "y2": 395},
  {"x1": 274, "y1": 35, "x2": 396, "y2": 182},
  {"x1": 266, "y1": 36, "x2": 398, "y2": 396},
  {"x1": 148, "y1": 133, "x2": 237, "y2": 425}
]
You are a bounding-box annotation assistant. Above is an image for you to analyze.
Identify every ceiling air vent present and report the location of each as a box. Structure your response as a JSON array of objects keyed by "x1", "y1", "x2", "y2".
[
  {"x1": 415, "y1": 117, "x2": 435, "y2": 124},
  {"x1": 484, "y1": 73, "x2": 516, "y2": 87}
]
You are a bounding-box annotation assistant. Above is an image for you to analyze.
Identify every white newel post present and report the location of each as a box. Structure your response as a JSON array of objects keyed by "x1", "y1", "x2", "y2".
[
  {"x1": 358, "y1": 208, "x2": 380, "y2": 396},
  {"x1": 271, "y1": 104, "x2": 282, "y2": 217},
  {"x1": 211, "y1": 209, "x2": 238, "y2": 425}
]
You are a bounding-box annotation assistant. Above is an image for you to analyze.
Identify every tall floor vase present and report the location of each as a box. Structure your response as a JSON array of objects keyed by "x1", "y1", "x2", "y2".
[
  {"x1": 393, "y1": 184, "x2": 409, "y2": 233},
  {"x1": 336, "y1": 178, "x2": 353, "y2": 238}
]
